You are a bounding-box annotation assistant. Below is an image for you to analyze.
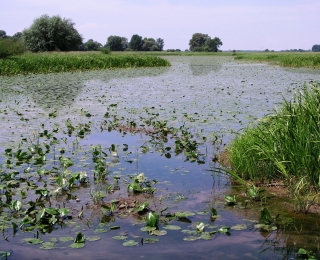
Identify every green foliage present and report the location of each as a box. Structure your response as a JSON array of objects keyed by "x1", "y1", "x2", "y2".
[
  {"x1": 105, "y1": 36, "x2": 123, "y2": 51},
  {"x1": 129, "y1": 34, "x2": 143, "y2": 51},
  {"x1": 100, "y1": 47, "x2": 111, "y2": 54},
  {"x1": 227, "y1": 84, "x2": 320, "y2": 190},
  {"x1": 82, "y1": 39, "x2": 102, "y2": 51},
  {"x1": 22, "y1": 14, "x2": 83, "y2": 52},
  {"x1": 146, "y1": 212, "x2": 159, "y2": 227},
  {"x1": 0, "y1": 52, "x2": 170, "y2": 76},
  {"x1": 312, "y1": 45, "x2": 320, "y2": 52},
  {"x1": 189, "y1": 33, "x2": 222, "y2": 52},
  {"x1": 234, "y1": 52, "x2": 320, "y2": 69},
  {"x1": 0, "y1": 30, "x2": 6, "y2": 39},
  {"x1": 0, "y1": 38, "x2": 25, "y2": 58}
]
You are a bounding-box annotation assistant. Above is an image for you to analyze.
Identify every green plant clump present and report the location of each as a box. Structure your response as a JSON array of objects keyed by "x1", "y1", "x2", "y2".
[
  {"x1": 0, "y1": 52, "x2": 170, "y2": 76},
  {"x1": 0, "y1": 38, "x2": 25, "y2": 58},
  {"x1": 227, "y1": 83, "x2": 320, "y2": 190}
]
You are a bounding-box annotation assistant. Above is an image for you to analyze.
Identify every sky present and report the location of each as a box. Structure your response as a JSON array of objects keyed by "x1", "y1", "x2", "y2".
[{"x1": 1, "y1": 0, "x2": 319, "y2": 51}]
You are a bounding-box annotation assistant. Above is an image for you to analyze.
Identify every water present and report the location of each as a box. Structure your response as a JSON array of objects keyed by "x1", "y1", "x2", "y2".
[{"x1": 0, "y1": 56, "x2": 320, "y2": 259}]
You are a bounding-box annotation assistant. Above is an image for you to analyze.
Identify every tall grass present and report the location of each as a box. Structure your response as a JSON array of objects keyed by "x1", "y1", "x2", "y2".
[
  {"x1": 234, "y1": 52, "x2": 320, "y2": 69},
  {"x1": 0, "y1": 52, "x2": 170, "y2": 76},
  {"x1": 227, "y1": 83, "x2": 320, "y2": 189}
]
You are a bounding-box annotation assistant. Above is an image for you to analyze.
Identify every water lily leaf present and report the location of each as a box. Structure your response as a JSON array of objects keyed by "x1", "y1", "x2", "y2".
[
  {"x1": 74, "y1": 232, "x2": 85, "y2": 243},
  {"x1": 70, "y1": 243, "x2": 85, "y2": 249},
  {"x1": 181, "y1": 230, "x2": 198, "y2": 235},
  {"x1": 231, "y1": 224, "x2": 247, "y2": 231},
  {"x1": 94, "y1": 229, "x2": 109, "y2": 233},
  {"x1": 174, "y1": 211, "x2": 195, "y2": 218},
  {"x1": 0, "y1": 251, "x2": 11, "y2": 258},
  {"x1": 40, "y1": 242, "x2": 56, "y2": 250},
  {"x1": 144, "y1": 238, "x2": 159, "y2": 244},
  {"x1": 200, "y1": 232, "x2": 215, "y2": 240},
  {"x1": 218, "y1": 226, "x2": 230, "y2": 233},
  {"x1": 163, "y1": 225, "x2": 181, "y2": 230},
  {"x1": 110, "y1": 226, "x2": 120, "y2": 230},
  {"x1": 86, "y1": 236, "x2": 100, "y2": 242},
  {"x1": 183, "y1": 236, "x2": 200, "y2": 241},
  {"x1": 59, "y1": 236, "x2": 74, "y2": 242},
  {"x1": 22, "y1": 238, "x2": 43, "y2": 244},
  {"x1": 141, "y1": 226, "x2": 156, "y2": 232},
  {"x1": 112, "y1": 236, "x2": 127, "y2": 240},
  {"x1": 146, "y1": 212, "x2": 159, "y2": 227},
  {"x1": 123, "y1": 240, "x2": 139, "y2": 247},
  {"x1": 150, "y1": 230, "x2": 167, "y2": 236}
]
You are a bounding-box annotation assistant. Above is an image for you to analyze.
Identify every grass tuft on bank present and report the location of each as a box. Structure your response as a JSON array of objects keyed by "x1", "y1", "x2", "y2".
[
  {"x1": 0, "y1": 52, "x2": 170, "y2": 76},
  {"x1": 227, "y1": 83, "x2": 320, "y2": 190},
  {"x1": 234, "y1": 52, "x2": 320, "y2": 69}
]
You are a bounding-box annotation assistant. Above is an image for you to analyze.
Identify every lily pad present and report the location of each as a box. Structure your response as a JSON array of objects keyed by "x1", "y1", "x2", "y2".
[
  {"x1": 40, "y1": 242, "x2": 56, "y2": 250},
  {"x1": 123, "y1": 240, "x2": 139, "y2": 247},
  {"x1": 59, "y1": 236, "x2": 74, "y2": 242},
  {"x1": 150, "y1": 230, "x2": 167, "y2": 236},
  {"x1": 0, "y1": 251, "x2": 10, "y2": 258},
  {"x1": 230, "y1": 224, "x2": 247, "y2": 231},
  {"x1": 94, "y1": 229, "x2": 109, "y2": 233},
  {"x1": 86, "y1": 236, "x2": 100, "y2": 242},
  {"x1": 175, "y1": 211, "x2": 195, "y2": 218},
  {"x1": 163, "y1": 225, "x2": 181, "y2": 230},
  {"x1": 112, "y1": 236, "x2": 127, "y2": 240},
  {"x1": 143, "y1": 238, "x2": 159, "y2": 244},
  {"x1": 141, "y1": 226, "x2": 157, "y2": 232},
  {"x1": 70, "y1": 243, "x2": 85, "y2": 249},
  {"x1": 21, "y1": 238, "x2": 43, "y2": 244},
  {"x1": 183, "y1": 236, "x2": 200, "y2": 241}
]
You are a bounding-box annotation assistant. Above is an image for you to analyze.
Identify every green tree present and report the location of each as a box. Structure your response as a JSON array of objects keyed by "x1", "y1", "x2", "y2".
[
  {"x1": 129, "y1": 34, "x2": 143, "y2": 51},
  {"x1": 204, "y1": 37, "x2": 223, "y2": 52},
  {"x1": 189, "y1": 33, "x2": 210, "y2": 51},
  {"x1": 11, "y1": 32, "x2": 23, "y2": 42},
  {"x1": 22, "y1": 14, "x2": 83, "y2": 52},
  {"x1": 121, "y1": 37, "x2": 128, "y2": 50},
  {"x1": 312, "y1": 45, "x2": 320, "y2": 52},
  {"x1": 156, "y1": 38, "x2": 164, "y2": 51},
  {"x1": 105, "y1": 36, "x2": 123, "y2": 51},
  {"x1": 0, "y1": 30, "x2": 6, "y2": 39},
  {"x1": 141, "y1": 38, "x2": 160, "y2": 51},
  {"x1": 0, "y1": 38, "x2": 25, "y2": 58},
  {"x1": 84, "y1": 39, "x2": 102, "y2": 51}
]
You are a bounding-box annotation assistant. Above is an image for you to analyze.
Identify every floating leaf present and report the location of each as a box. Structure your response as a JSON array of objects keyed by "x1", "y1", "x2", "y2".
[
  {"x1": 0, "y1": 251, "x2": 10, "y2": 258},
  {"x1": 59, "y1": 236, "x2": 74, "y2": 242},
  {"x1": 74, "y1": 232, "x2": 85, "y2": 243},
  {"x1": 230, "y1": 224, "x2": 247, "y2": 231},
  {"x1": 141, "y1": 226, "x2": 156, "y2": 232},
  {"x1": 163, "y1": 225, "x2": 181, "y2": 230},
  {"x1": 110, "y1": 226, "x2": 120, "y2": 230},
  {"x1": 144, "y1": 238, "x2": 159, "y2": 244},
  {"x1": 22, "y1": 238, "x2": 43, "y2": 244},
  {"x1": 150, "y1": 230, "x2": 167, "y2": 236},
  {"x1": 112, "y1": 236, "x2": 127, "y2": 240},
  {"x1": 86, "y1": 236, "x2": 100, "y2": 242},
  {"x1": 94, "y1": 229, "x2": 109, "y2": 233},
  {"x1": 123, "y1": 240, "x2": 139, "y2": 247},
  {"x1": 70, "y1": 243, "x2": 85, "y2": 249},
  {"x1": 196, "y1": 222, "x2": 205, "y2": 232},
  {"x1": 40, "y1": 242, "x2": 56, "y2": 250},
  {"x1": 183, "y1": 236, "x2": 200, "y2": 241},
  {"x1": 174, "y1": 211, "x2": 195, "y2": 218}
]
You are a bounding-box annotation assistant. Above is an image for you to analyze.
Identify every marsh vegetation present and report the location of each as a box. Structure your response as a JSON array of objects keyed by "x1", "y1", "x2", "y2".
[{"x1": 0, "y1": 56, "x2": 320, "y2": 259}]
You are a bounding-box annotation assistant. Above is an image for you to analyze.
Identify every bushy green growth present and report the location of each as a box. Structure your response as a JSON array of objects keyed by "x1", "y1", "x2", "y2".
[
  {"x1": 100, "y1": 47, "x2": 111, "y2": 54},
  {"x1": 227, "y1": 84, "x2": 320, "y2": 188},
  {"x1": 0, "y1": 38, "x2": 25, "y2": 58},
  {"x1": 234, "y1": 52, "x2": 320, "y2": 69},
  {"x1": 0, "y1": 52, "x2": 170, "y2": 76}
]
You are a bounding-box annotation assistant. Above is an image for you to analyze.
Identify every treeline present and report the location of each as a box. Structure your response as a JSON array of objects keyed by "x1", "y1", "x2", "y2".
[
  {"x1": 312, "y1": 45, "x2": 320, "y2": 52},
  {"x1": 0, "y1": 14, "x2": 224, "y2": 59},
  {"x1": 0, "y1": 15, "x2": 165, "y2": 57}
]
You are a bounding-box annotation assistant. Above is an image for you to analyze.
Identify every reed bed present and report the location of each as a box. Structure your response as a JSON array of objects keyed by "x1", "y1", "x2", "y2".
[
  {"x1": 227, "y1": 83, "x2": 320, "y2": 189},
  {"x1": 0, "y1": 52, "x2": 170, "y2": 76},
  {"x1": 234, "y1": 52, "x2": 320, "y2": 69}
]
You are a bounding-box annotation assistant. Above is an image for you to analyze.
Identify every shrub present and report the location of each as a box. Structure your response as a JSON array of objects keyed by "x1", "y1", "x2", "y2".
[
  {"x1": 100, "y1": 47, "x2": 111, "y2": 54},
  {"x1": 0, "y1": 38, "x2": 25, "y2": 58}
]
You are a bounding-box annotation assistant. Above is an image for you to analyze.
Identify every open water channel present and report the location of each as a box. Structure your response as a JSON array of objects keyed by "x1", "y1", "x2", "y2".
[{"x1": 0, "y1": 56, "x2": 320, "y2": 259}]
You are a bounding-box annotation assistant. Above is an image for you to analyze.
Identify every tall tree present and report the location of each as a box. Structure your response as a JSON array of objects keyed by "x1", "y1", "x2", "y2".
[
  {"x1": 156, "y1": 38, "x2": 164, "y2": 51},
  {"x1": 84, "y1": 39, "x2": 102, "y2": 51},
  {"x1": 0, "y1": 30, "x2": 6, "y2": 39},
  {"x1": 129, "y1": 34, "x2": 143, "y2": 51},
  {"x1": 312, "y1": 45, "x2": 320, "y2": 52},
  {"x1": 11, "y1": 32, "x2": 23, "y2": 42},
  {"x1": 22, "y1": 14, "x2": 83, "y2": 52},
  {"x1": 204, "y1": 37, "x2": 223, "y2": 52},
  {"x1": 141, "y1": 38, "x2": 160, "y2": 51},
  {"x1": 189, "y1": 33, "x2": 210, "y2": 51},
  {"x1": 105, "y1": 36, "x2": 123, "y2": 51},
  {"x1": 121, "y1": 37, "x2": 128, "y2": 50}
]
